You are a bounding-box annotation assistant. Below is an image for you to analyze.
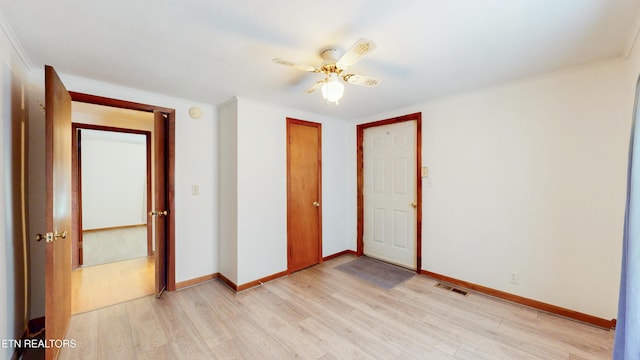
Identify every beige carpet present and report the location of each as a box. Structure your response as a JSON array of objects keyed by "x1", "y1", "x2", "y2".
[{"x1": 82, "y1": 225, "x2": 148, "y2": 267}]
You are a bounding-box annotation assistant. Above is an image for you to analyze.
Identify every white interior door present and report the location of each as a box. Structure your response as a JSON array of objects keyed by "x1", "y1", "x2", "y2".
[{"x1": 363, "y1": 120, "x2": 417, "y2": 269}]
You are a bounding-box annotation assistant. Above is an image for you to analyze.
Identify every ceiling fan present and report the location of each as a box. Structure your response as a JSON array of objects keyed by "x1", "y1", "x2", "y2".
[{"x1": 273, "y1": 38, "x2": 380, "y2": 105}]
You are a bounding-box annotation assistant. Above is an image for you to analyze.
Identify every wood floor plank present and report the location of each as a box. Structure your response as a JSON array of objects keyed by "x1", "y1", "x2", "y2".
[
  {"x1": 97, "y1": 314, "x2": 136, "y2": 360},
  {"x1": 59, "y1": 254, "x2": 614, "y2": 360},
  {"x1": 72, "y1": 256, "x2": 154, "y2": 314},
  {"x1": 396, "y1": 349, "x2": 456, "y2": 360},
  {"x1": 330, "y1": 283, "x2": 461, "y2": 355},
  {"x1": 315, "y1": 307, "x2": 403, "y2": 359},
  {"x1": 298, "y1": 316, "x2": 377, "y2": 359},
  {"x1": 125, "y1": 296, "x2": 170, "y2": 354},
  {"x1": 175, "y1": 286, "x2": 234, "y2": 350},
  {"x1": 136, "y1": 343, "x2": 179, "y2": 360},
  {"x1": 58, "y1": 310, "x2": 98, "y2": 360},
  {"x1": 153, "y1": 296, "x2": 213, "y2": 359},
  {"x1": 536, "y1": 311, "x2": 614, "y2": 341},
  {"x1": 197, "y1": 280, "x2": 247, "y2": 320},
  {"x1": 399, "y1": 276, "x2": 539, "y2": 324},
  {"x1": 240, "y1": 284, "x2": 317, "y2": 326},
  {"x1": 497, "y1": 317, "x2": 611, "y2": 359},
  {"x1": 209, "y1": 339, "x2": 253, "y2": 360},
  {"x1": 222, "y1": 313, "x2": 293, "y2": 359},
  {"x1": 348, "y1": 308, "x2": 457, "y2": 359},
  {"x1": 236, "y1": 288, "x2": 328, "y2": 358},
  {"x1": 453, "y1": 344, "x2": 500, "y2": 360},
  {"x1": 418, "y1": 310, "x2": 545, "y2": 360}
]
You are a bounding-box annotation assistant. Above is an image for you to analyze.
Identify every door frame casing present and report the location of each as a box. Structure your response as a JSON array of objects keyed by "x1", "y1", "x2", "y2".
[
  {"x1": 286, "y1": 117, "x2": 323, "y2": 273},
  {"x1": 356, "y1": 113, "x2": 423, "y2": 271},
  {"x1": 69, "y1": 92, "x2": 177, "y2": 290}
]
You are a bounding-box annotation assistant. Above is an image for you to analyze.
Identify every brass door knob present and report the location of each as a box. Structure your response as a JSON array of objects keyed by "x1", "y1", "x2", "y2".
[
  {"x1": 312, "y1": 201, "x2": 320, "y2": 208},
  {"x1": 410, "y1": 201, "x2": 417, "y2": 209},
  {"x1": 149, "y1": 210, "x2": 168, "y2": 217},
  {"x1": 36, "y1": 231, "x2": 66, "y2": 243}
]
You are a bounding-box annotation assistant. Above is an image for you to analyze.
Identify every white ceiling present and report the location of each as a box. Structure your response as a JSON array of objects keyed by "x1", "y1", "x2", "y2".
[{"x1": 2, "y1": 0, "x2": 639, "y2": 119}]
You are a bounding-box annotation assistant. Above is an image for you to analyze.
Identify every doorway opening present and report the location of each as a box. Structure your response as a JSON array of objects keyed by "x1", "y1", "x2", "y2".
[
  {"x1": 68, "y1": 96, "x2": 175, "y2": 313},
  {"x1": 77, "y1": 128, "x2": 150, "y2": 267}
]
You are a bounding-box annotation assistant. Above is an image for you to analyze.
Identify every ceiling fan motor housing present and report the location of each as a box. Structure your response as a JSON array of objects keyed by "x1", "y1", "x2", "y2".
[{"x1": 320, "y1": 47, "x2": 341, "y2": 61}]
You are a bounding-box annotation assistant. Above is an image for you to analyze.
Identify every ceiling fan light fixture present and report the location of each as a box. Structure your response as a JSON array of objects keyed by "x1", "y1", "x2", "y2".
[
  {"x1": 321, "y1": 73, "x2": 344, "y2": 104},
  {"x1": 274, "y1": 38, "x2": 378, "y2": 105}
]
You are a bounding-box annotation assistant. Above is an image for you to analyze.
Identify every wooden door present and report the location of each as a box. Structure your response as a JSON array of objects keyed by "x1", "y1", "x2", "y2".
[
  {"x1": 287, "y1": 118, "x2": 322, "y2": 273},
  {"x1": 363, "y1": 120, "x2": 417, "y2": 269},
  {"x1": 44, "y1": 65, "x2": 73, "y2": 360},
  {"x1": 153, "y1": 111, "x2": 167, "y2": 296}
]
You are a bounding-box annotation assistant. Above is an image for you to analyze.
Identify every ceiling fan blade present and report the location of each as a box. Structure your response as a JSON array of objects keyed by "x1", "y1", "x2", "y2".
[
  {"x1": 273, "y1": 58, "x2": 320, "y2": 72},
  {"x1": 343, "y1": 74, "x2": 380, "y2": 87},
  {"x1": 304, "y1": 80, "x2": 325, "y2": 94},
  {"x1": 336, "y1": 38, "x2": 376, "y2": 70}
]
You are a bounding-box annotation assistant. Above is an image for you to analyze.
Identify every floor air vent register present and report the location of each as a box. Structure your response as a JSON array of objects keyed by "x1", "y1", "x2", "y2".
[{"x1": 434, "y1": 282, "x2": 469, "y2": 296}]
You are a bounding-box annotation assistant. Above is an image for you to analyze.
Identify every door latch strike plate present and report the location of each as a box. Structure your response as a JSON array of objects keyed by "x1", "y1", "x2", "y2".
[{"x1": 45, "y1": 232, "x2": 54, "y2": 243}]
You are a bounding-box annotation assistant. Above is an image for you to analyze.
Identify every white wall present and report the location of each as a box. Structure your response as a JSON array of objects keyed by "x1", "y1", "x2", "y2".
[
  {"x1": 235, "y1": 97, "x2": 288, "y2": 285},
  {"x1": 26, "y1": 71, "x2": 219, "y2": 316},
  {"x1": 25, "y1": 81, "x2": 44, "y2": 319},
  {"x1": 219, "y1": 97, "x2": 351, "y2": 286},
  {"x1": 81, "y1": 131, "x2": 147, "y2": 230},
  {"x1": 0, "y1": 11, "x2": 29, "y2": 359},
  {"x1": 354, "y1": 59, "x2": 630, "y2": 320},
  {"x1": 322, "y1": 113, "x2": 357, "y2": 255},
  {"x1": 218, "y1": 98, "x2": 238, "y2": 284}
]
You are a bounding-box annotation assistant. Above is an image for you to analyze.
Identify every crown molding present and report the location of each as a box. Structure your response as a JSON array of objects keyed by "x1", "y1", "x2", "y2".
[
  {"x1": 0, "y1": 8, "x2": 34, "y2": 70},
  {"x1": 623, "y1": 6, "x2": 640, "y2": 59}
]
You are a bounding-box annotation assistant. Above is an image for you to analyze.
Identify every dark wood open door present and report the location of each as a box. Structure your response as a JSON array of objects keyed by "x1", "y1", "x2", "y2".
[
  {"x1": 287, "y1": 118, "x2": 322, "y2": 273},
  {"x1": 153, "y1": 111, "x2": 167, "y2": 297},
  {"x1": 44, "y1": 65, "x2": 73, "y2": 360}
]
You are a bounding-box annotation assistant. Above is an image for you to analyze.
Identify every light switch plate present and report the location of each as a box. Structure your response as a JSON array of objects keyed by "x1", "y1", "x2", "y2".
[{"x1": 421, "y1": 166, "x2": 429, "y2": 178}]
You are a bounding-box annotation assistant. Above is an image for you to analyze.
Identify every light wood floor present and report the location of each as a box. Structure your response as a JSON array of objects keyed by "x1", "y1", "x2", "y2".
[
  {"x1": 61, "y1": 254, "x2": 613, "y2": 359},
  {"x1": 71, "y1": 256, "x2": 155, "y2": 314}
]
